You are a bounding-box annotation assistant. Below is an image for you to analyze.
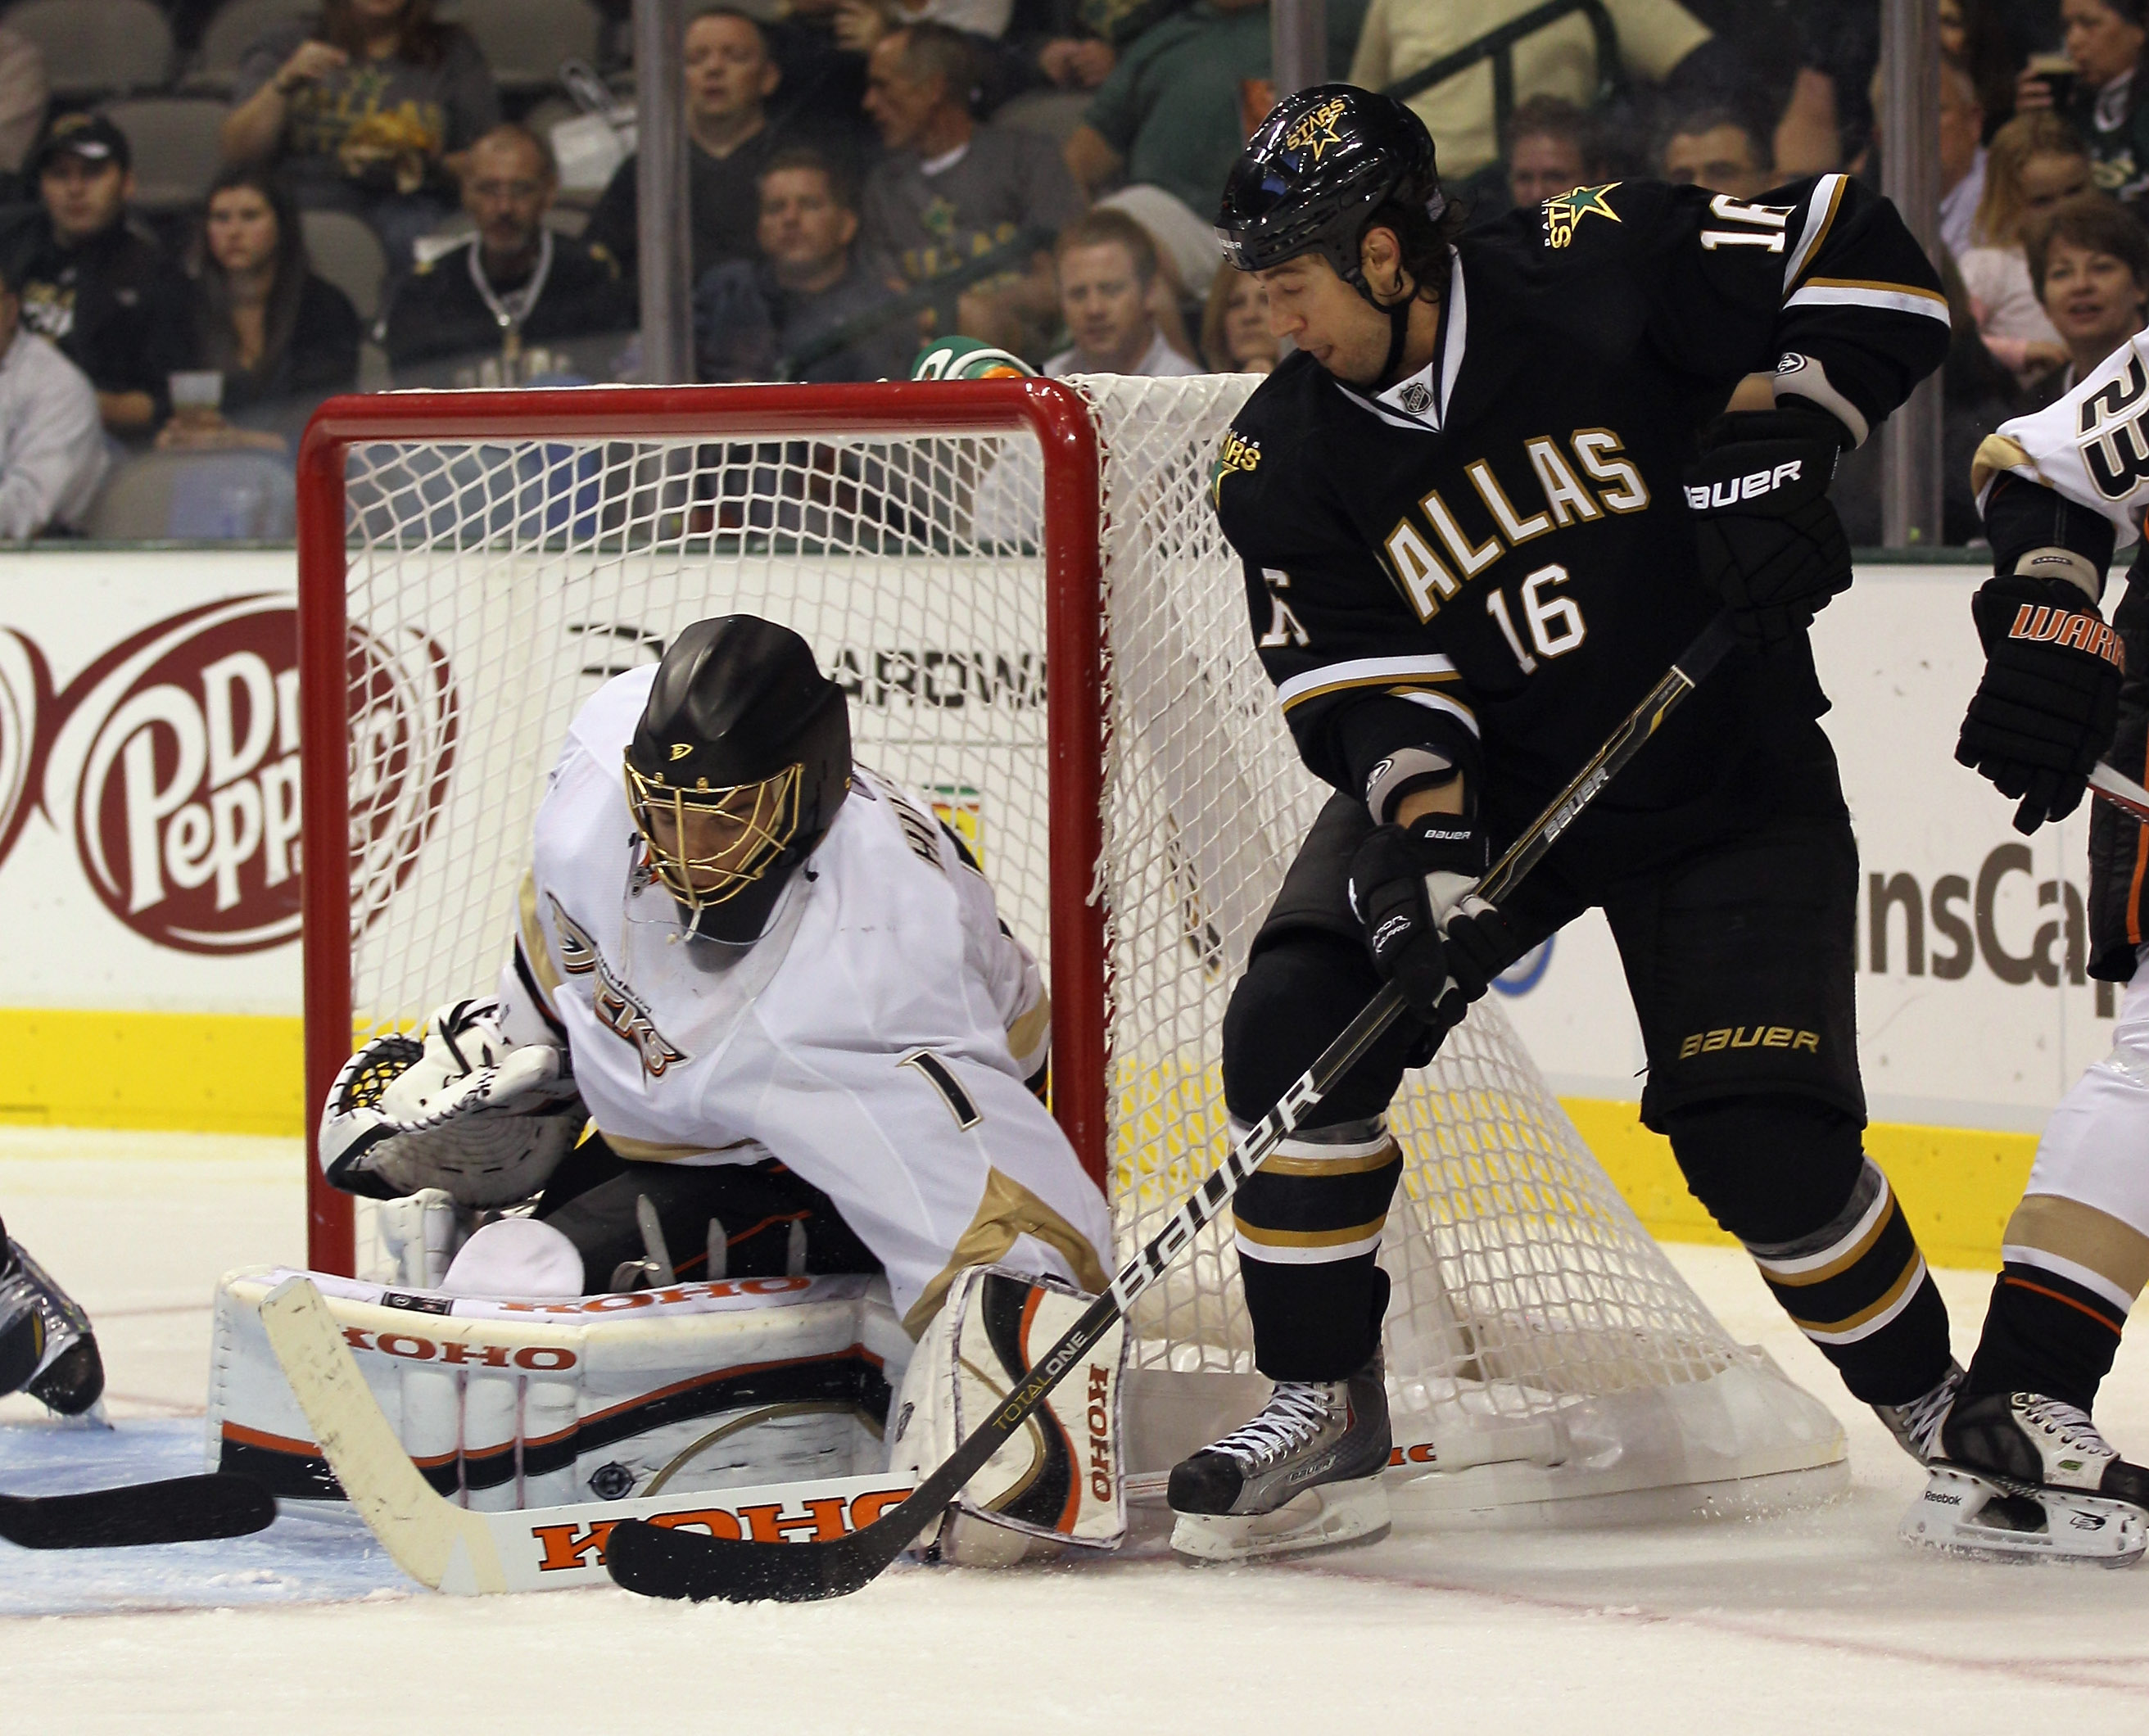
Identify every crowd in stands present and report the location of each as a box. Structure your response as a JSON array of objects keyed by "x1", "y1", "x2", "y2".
[{"x1": 6, "y1": 0, "x2": 2149, "y2": 546}]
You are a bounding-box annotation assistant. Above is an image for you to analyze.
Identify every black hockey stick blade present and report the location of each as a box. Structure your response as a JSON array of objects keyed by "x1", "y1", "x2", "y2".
[
  {"x1": 0, "y1": 1473, "x2": 275, "y2": 1549},
  {"x1": 606, "y1": 613, "x2": 1736, "y2": 1606}
]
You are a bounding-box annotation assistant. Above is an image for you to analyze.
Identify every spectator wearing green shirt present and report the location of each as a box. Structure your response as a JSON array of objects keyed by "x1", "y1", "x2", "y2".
[{"x1": 1062, "y1": 0, "x2": 1365, "y2": 223}]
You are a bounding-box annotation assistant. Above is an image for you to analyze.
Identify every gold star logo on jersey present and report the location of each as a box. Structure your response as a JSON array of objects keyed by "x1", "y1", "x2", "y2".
[
  {"x1": 1210, "y1": 430, "x2": 1261, "y2": 505},
  {"x1": 1284, "y1": 97, "x2": 1349, "y2": 163},
  {"x1": 1543, "y1": 183, "x2": 1622, "y2": 249}
]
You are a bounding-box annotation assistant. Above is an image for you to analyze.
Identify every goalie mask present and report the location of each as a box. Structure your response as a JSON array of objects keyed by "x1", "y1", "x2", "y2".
[{"x1": 625, "y1": 616, "x2": 852, "y2": 946}]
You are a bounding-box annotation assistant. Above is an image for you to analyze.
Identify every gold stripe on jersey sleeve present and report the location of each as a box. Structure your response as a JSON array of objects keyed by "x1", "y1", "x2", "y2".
[
  {"x1": 1970, "y1": 432, "x2": 2033, "y2": 499},
  {"x1": 1793, "y1": 274, "x2": 1949, "y2": 311},
  {"x1": 1005, "y1": 986, "x2": 1052, "y2": 1065},
  {"x1": 1782, "y1": 172, "x2": 1848, "y2": 292},
  {"x1": 1280, "y1": 671, "x2": 1470, "y2": 713},
  {"x1": 601, "y1": 1133, "x2": 738, "y2": 1163},
  {"x1": 902, "y1": 1167, "x2": 1109, "y2": 1337},
  {"x1": 518, "y1": 870, "x2": 564, "y2": 1004}
]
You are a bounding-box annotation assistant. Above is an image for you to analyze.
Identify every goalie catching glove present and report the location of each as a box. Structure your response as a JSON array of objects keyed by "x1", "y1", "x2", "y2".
[
  {"x1": 1346, "y1": 812, "x2": 1523, "y2": 1028},
  {"x1": 1956, "y1": 576, "x2": 2124, "y2": 834},
  {"x1": 319, "y1": 998, "x2": 586, "y2": 1208},
  {"x1": 1685, "y1": 407, "x2": 1852, "y2": 649}
]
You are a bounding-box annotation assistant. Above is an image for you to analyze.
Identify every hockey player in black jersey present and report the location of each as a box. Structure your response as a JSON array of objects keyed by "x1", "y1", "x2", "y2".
[{"x1": 1166, "y1": 85, "x2": 1961, "y2": 1562}]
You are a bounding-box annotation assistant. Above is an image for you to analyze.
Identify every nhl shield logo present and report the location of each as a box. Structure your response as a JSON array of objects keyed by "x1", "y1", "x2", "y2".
[{"x1": 1398, "y1": 381, "x2": 1433, "y2": 416}]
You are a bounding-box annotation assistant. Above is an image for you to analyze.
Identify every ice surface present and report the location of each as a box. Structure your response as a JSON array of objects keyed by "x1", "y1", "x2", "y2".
[{"x1": 3, "y1": 1128, "x2": 2147, "y2": 1734}]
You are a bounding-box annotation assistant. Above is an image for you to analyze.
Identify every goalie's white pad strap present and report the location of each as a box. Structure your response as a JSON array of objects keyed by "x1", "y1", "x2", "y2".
[
  {"x1": 888, "y1": 1262, "x2": 1127, "y2": 1553},
  {"x1": 209, "y1": 1266, "x2": 910, "y2": 1510}
]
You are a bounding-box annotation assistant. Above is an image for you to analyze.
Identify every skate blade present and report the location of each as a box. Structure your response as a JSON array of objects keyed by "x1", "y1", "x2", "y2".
[
  {"x1": 1170, "y1": 1476, "x2": 1391, "y2": 1564},
  {"x1": 1899, "y1": 1467, "x2": 2147, "y2": 1567}
]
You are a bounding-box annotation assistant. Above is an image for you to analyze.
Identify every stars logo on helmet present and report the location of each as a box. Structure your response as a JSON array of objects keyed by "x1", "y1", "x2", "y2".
[{"x1": 1283, "y1": 97, "x2": 1349, "y2": 164}]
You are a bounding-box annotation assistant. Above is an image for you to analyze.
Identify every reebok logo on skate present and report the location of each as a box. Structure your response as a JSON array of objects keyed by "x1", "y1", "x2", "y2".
[
  {"x1": 1684, "y1": 461, "x2": 1803, "y2": 512},
  {"x1": 2006, "y1": 604, "x2": 2125, "y2": 671},
  {"x1": 1677, "y1": 1025, "x2": 1819, "y2": 1059}
]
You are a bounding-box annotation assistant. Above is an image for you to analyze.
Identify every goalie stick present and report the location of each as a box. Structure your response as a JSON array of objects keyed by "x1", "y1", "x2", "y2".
[
  {"x1": 0, "y1": 1475, "x2": 274, "y2": 1550},
  {"x1": 604, "y1": 612, "x2": 1743, "y2": 1604}
]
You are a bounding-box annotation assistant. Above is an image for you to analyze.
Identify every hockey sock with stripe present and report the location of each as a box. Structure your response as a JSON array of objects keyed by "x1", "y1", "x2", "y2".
[
  {"x1": 1230, "y1": 1122, "x2": 1403, "y2": 1381},
  {"x1": 1664, "y1": 1096, "x2": 1952, "y2": 1404},
  {"x1": 1960, "y1": 1265, "x2": 2125, "y2": 1414}
]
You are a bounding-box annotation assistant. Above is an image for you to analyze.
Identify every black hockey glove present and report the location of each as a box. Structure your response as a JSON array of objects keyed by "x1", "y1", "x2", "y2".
[
  {"x1": 1956, "y1": 574, "x2": 2124, "y2": 834},
  {"x1": 1346, "y1": 820, "x2": 1527, "y2": 1027},
  {"x1": 1685, "y1": 409, "x2": 1852, "y2": 649}
]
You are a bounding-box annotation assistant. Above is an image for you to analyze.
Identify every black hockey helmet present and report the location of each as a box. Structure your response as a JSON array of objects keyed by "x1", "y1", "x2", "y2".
[
  {"x1": 624, "y1": 616, "x2": 851, "y2": 945},
  {"x1": 1215, "y1": 84, "x2": 1444, "y2": 296}
]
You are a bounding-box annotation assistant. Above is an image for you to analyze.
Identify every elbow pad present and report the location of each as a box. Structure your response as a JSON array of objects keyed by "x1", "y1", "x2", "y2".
[{"x1": 1982, "y1": 473, "x2": 2116, "y2": 607}]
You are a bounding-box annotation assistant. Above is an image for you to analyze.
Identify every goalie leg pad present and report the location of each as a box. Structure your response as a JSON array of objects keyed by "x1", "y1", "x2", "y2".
[
  {"x1": 888, "y1": 1263, "x2": 1127, "y2": 1564},
  {"x1": 209, "y1": 1265, "x2": 910, "y2": 1508}
]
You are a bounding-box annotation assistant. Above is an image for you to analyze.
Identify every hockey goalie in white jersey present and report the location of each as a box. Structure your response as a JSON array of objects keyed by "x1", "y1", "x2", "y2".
[{"x1": 314, "y1": 615, "x2": 1123, "y2": 1564}]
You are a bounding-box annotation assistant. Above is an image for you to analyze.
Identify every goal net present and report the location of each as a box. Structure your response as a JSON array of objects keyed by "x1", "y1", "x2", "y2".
[{"x1": 299, "y1": 376, "x2": 1844, "y2": 1522}]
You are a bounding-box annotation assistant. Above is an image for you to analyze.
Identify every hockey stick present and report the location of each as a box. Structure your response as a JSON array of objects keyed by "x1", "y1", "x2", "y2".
[
  {"x1": 258, "y1": 1273, "x2": 512, "y2": 1592},
  {"x1": 604, "y1": 613, "x2": 1742, "y2": 1604},
  {"x1": 0, "y1": 1475, "x2": 274, "y2": 1550},
  {"x1": 2090, "y1": 760, "x2": 2149, "y2": 823}
]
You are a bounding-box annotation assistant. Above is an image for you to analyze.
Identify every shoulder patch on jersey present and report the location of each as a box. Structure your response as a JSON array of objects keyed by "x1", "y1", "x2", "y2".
[
  {"x1": 1211, "y1": 428, "x2": 1262, "y2": 505},
  {"x1": 547, "y1": 893, "x2": 690, "y2": 1078},
  {"x1": 1541, "y1": 183, "x2": 1622, "y2": 250}
]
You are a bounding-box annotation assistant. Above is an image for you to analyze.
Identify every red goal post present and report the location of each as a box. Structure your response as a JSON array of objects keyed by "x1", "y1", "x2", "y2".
[{"x1": 296, "y1": 380, "x2": 1113, "y2": 1276}]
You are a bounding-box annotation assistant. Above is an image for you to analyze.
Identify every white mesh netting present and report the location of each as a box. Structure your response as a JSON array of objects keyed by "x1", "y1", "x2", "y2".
[{"x1": 323, "y1": 377, "x2": 1841, "y2": 1506}]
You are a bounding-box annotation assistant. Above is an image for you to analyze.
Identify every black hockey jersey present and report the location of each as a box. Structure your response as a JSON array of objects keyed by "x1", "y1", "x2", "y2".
[{"x1": 1213, "y1": 174, "x2": 1949, "y2": 884}]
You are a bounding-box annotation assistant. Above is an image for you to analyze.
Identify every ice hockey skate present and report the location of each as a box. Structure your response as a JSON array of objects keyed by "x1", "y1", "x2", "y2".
[
  {"x1": 1900, "y1": 1391, "x2": 2149, "y2": 1566},
  {"x1": 1871, "y1": 1360, "x2": 1964, "y2": 1463},
  {"x1": 1167, "y1": 1354, "x2": 1391, "y2": 1562},
  {"x1": 0, "y1": 1218, "x2": 104, "y2": 1417}
]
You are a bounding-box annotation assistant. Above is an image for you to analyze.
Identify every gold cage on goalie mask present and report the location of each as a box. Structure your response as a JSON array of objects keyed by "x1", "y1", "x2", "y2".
[{"x1": 623, "y1": 759, "x2": 805, "y2": 911}]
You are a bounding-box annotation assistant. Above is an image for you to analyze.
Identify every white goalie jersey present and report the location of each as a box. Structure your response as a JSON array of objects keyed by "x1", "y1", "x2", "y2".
[{"x1": 493, "y1": 665, "x2": 1112, "y2": 1332}]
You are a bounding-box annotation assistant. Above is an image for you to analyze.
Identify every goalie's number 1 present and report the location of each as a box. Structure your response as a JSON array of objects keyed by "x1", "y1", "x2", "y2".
[{"x1": 1486, "y1": 563, "x2": 1587, "y2": 675}]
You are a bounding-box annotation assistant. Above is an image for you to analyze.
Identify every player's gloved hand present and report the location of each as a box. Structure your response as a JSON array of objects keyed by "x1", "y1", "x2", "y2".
[
  {"x1": 1347, "y1": 820, "x2": 1525, "y2": 1025},
  {"x1": 1685, "y1": 407, "x2": 1852, "y2": 649},
  {"x1": 1956, "y1": 574, "x2": 2124, "y2": 834}
]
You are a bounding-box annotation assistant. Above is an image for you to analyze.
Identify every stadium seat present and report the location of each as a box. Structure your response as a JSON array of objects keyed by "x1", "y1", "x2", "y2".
[
  {"x1": 5, "y1": 0, "x2": 174, "y2": 101},
  {"x1": 188, "y1": 0, "x2": 319, "y2": 96},
  {"x1": 300, "y1": 208, "x2": 387, "y2": 323},
  {"x1": 437, "y1": 0, "x2": 603, "y2": 96},
  {"x1": 98, "y1": 98, "x2": 231, "y2": 214},
  {"x1": 88, "y1": 450, "x2": 296, "y2": 541}
]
